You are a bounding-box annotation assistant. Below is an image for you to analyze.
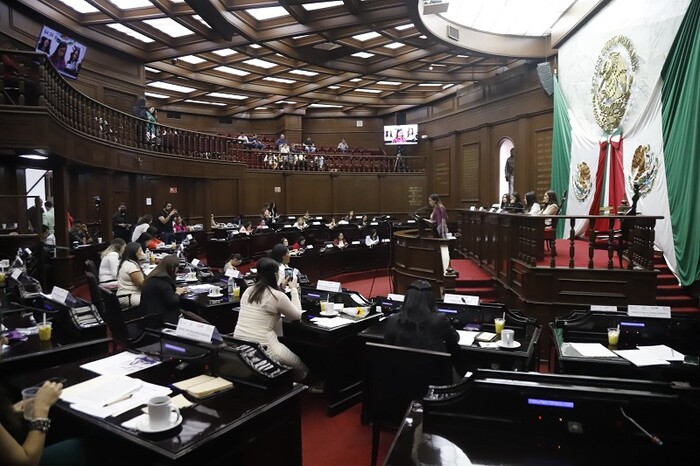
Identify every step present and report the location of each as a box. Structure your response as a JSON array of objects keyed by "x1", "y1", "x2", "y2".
[
  {"x1": 657, "y1": 295, "x2": 697, "y2": 307},
  {"x1": 657, "y1": 274, "x2": 678, "y2": 286},
  {"x1": 656, "y1": 284, "x2": 689, "y2": 296},
  {"x1": 455, "y1": 278, "x2": 494, "y2": 287},
  {"x1": 670, "y1": 307, "x2": 700, "y2": 316}
]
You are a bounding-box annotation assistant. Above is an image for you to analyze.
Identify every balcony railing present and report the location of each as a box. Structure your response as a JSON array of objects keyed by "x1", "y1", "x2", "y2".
[{"x1": 1, "y1": 50, "x2": 425, "y2": 173}]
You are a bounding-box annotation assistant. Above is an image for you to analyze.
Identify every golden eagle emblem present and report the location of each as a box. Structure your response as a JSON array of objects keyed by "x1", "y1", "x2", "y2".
[
  {"x1": 627, "y1": 144, "x2": 658, "y2": 197},
  {"x1": 573, "y1": 162, "x2": 593, "y2": 202}
]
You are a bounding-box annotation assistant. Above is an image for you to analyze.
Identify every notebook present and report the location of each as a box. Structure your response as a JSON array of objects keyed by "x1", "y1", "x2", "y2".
[{"x1": 172, "y1": 374, "x2": 233, "y2": 398}]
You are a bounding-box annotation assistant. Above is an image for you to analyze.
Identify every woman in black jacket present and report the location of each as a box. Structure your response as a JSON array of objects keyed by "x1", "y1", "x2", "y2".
[
  {"x1": 140, "y1": 255, "x2": 186, "y2": 324},
  {"x1": 384, "y1": 279, "x2": 459, "y2": 354}
]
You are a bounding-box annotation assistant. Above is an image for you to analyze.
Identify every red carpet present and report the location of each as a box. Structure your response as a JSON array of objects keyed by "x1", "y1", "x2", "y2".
[
  {"x1": 301, "y1": 394, "x2": 393, "y2": 466},
  {"x1": 538, "y1": 238, "x2": 628, "y2": 269}
]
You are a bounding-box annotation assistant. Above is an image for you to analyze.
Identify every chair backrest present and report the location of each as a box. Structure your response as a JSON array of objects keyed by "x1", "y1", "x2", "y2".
[
  {"x1": 84, "y1": 271, "x2": 106, "y2": 319},
  {"x1": 98, "y1": 286, "x2": 139, "y2": 347},
  {"x1": 366, "y1": 342, "x2": 454, "y2": 428},
  {"x1": 85, "y1": 259, "x2": 99, "y2": 280}
]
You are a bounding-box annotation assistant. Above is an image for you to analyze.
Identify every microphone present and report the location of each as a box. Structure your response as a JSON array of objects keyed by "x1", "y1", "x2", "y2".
[{"x1": 620, "y1": 407, "x2": 663, "y2": 446}]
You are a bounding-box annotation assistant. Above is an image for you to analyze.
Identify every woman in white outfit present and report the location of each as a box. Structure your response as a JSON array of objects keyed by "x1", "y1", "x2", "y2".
[{"x1": 233, "y1": 257, "x2": 308, "y2": 382}]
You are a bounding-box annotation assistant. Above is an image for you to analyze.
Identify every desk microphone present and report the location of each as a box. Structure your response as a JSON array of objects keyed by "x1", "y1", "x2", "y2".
[{"x1": 620, "y1": 407, "x2": 663, "y2": 446}]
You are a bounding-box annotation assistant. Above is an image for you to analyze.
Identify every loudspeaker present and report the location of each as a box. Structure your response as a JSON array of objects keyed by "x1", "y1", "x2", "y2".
[
  {"x1": 537, "y1": 62, "x2": 554, "y2": 96},
  {"x1": 396, "y1": 111, "x2": 406, "y2": 126}
]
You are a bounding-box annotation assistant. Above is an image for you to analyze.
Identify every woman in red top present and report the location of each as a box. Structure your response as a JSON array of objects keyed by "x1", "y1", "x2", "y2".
[{"x1": 333, "y1": 232, "x2": 348, "y2": 249}]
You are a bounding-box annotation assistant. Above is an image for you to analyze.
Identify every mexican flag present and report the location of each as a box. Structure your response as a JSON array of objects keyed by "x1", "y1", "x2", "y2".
[{"x1": 552, "y1": 0, "x2": 700, "y2": 286}]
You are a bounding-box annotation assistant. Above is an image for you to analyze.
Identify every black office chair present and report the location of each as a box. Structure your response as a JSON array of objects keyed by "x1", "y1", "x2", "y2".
[
  {"x1": 84, "y1": 259, "x2": 99, "y2": 281},
  {"x1": 365, "y1": 342, "x2": 455, "y2": 466},
  {"x1": 98, "y1": 287, "x2": 162, "y2": 350}
]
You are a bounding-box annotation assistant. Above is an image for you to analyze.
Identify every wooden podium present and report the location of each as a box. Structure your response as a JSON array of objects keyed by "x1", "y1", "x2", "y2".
[{"x1": 392, "y1": 226, "x2": 456, "y2": 298}]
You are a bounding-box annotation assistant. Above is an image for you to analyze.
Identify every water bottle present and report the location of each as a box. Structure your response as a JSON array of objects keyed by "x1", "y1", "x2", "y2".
[{"x1": 228, "y1": 276, "x2": 234, "y2": 297}]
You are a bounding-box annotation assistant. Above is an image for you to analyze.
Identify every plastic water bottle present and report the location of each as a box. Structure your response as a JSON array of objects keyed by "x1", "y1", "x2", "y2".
[{"x1": 228, "y1": 276, "x2": 235, "y2": 297}]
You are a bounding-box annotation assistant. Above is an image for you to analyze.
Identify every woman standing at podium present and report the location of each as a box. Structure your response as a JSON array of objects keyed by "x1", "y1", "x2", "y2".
[
  {"x1": 234, "y1": 257, "x2": 308, "y2": 382},
  {"x1": 428, "y1": 193, "x2": 449, "y2": 238}
]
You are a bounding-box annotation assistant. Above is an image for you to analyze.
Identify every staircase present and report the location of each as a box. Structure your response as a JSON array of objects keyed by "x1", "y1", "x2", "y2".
[
  {"x1": 654, "y1": 253, "x2": 700, "y2": 315},
  {"x1": 450, "y1": 259, "x2": 499, "y2": 303}
]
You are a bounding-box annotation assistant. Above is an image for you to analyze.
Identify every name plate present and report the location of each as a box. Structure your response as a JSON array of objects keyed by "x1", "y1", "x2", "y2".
[
  {"x1": 591, "y1": 305, "x2": 617, "y2": 312},
  {"x1": 176, "y1": 318, "x2": 222, "y2": 343},
  {"x1": 351, "y1": 240, "x2": 360, "y2": 245},
  {"x1": 387, "y1": 293, "x2": 405, "y2": 302},
  {"x1": 50, "y1": 286, "x2": 70, "y2": 304},
  {"x1": 224, "y1": 268, "x2": 240, "y2": 278},
  {"x1": 186, "y1": 234, "x2": 193, "y2": 240},
  {"x1": 627, "y1": 305, "x2": 671, "y2": 319},
  {"x1": 312, "y1": 222, "x2": 321, "y2": 225},
  {"x1": 444, "y1": 293, "x2": 479, "y2": 306},
  {"x1": 11, "y1": 268, "x2": 22, "y2": 280},
  {"x1": 191, "y1": 258, "x2": 200, "y2": 267},
  {"x1": 317, "y1": 280, "x2": 342, "y2": 293},
  {"x1": 306, "y1": 244, "x2": 314, "y2": 249}
]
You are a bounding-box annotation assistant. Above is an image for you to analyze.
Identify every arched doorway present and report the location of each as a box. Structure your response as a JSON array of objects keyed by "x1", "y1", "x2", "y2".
[{"x1": 498, "y1": 138, "x2": 514, "y2": 200}]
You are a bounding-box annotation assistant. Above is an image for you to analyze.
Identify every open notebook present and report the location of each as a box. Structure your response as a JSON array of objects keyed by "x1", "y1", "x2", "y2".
[{"x1": 173, "y1": 375, "x2": 233, "y2": 398}]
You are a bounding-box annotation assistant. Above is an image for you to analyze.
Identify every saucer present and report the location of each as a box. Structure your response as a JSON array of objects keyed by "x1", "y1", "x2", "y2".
[
  {"x1": 208, "y1": 293, "x2": 223, "y2": 298},
  {"x1": 136, "y1": 413, "x2": 182, "y2": 433},
  {"x1": 319, "y1": 310, "x2": 339, "y2": 317},
  {"x1": 185, "y1": 278, "x2": 199, "y2": 283},
  {"x1": 497, "y1": 341, "x2": 521, "y2": 350}
]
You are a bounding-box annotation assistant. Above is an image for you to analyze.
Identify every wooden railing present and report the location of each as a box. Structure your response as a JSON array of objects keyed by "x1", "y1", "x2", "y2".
[{"x1": 0, "y1": 50, "x2": 425, "y2": 173}]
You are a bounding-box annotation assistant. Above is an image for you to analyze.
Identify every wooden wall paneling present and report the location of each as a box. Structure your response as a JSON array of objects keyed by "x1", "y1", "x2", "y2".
[
  {"x1": 478, "y1": 126, "x2": 493, "y2": 206},
  {"x1": 461, "y1": 142, "x2": 480, "y2": 204},
  {"x1": 301, "y1": 117, "x2": 383, "y2": 149},
  {"x1": 287, "y1": 174, "x2": 333, "y2": 215},
  {"x1": 378, "y1": 175, "x2": 427, "y2": 214},
  {"x1": 433, "y1": 147, "x2": 451, "y2": 198},
  {"x1": 332, "y1": 175, "x2": 379, "y2": 216},
  {"x1": 211, "y1": 179, "x2": 238, "y2": 219},
  {"x1": 103, "y1": 87, "x2": 139, "y2": 115},
  {"x1": 534, "y1": 128, "x2": 553, "y2": 197}
]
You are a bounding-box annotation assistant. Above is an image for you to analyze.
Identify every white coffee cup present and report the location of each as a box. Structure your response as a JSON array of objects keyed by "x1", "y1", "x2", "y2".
[
  {"x1": 147, "y1": 396, "x2": 180, "y2": 429},
  {"x1": 97, "y1": 237, "x2": 103, "y2": 243},
  {"x1": 501, "y1": 329, "x2": 515, "y2": 347}
]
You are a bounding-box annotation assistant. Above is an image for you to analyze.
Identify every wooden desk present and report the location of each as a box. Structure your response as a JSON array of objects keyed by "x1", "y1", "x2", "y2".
[
  {"x1": 392, "y1": 229, "x2": 457, "y2": 298},
  {"x1": 178, "y1": 278, "x2": 239, "y2": 334},
  {"x1": 282, "y1": 310, "x2": 382, "y2": 416},
  {"x1": 10, "y1": 357, "x2": 305, "y2": 465},
  {"x1": 0, "y1": 310, "x2": 110, "y2": 380},
  {"x1": 384, "y1": 371, "x2": 700, "y2": 465},
  {"x1": 550, "y1": 311, "x2": 700, "y2": 384}
]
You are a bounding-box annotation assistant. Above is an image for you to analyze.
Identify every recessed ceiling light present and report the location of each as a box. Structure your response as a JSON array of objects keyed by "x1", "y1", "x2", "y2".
[
  {"x1": 377, "y1": 81, "x2": 401, "y2": 86},
  {"x1": 107, "y1": 0, "x2": 151, "y2": 9},
  {"x1": 57, "y1": 0, "x2": 98, "y2": 14},
  {"x1": 350, "y1": 78, "x2": 362, "y2": 82},
  {"x1": 289, "y1": 70, "x2": 318, "y2": 77},
  {"x1": 145, "y1": 92, "x2": 170, "y2": 99},
  {"x1": 179, "y1": 55, "x2": 206, "y2": 64},
  {"x1": 214, "y1": 66, "x2": 250, "y2": 76},
  {"x1": 442, "y1": 84, "x2": 454, "y2": 89},
  {"x1": 243, "y1": 58, "x2": 276, "y2": 69},
  {"x1": 355, "y1": 89, "x2": 382, "y2": 94},
  {"x1": 184, "y1": 100, "x2": 227, "y2": 106},
  {"x1": 352, "y1": 52, "x2": 374, "y2": 59},
  {"x1": 212, "y1": 49, "x2": 237, "y2": 57},
  {"x1": 395, "y1": 24, "x2": 414, "y2": 31},
  {"x1": 249, "y1": 44, "x2": 262, "y2": 49},
  {"x1": 144, "y1": 66, "x2": 160, "y2": 73},
  {"x1": 418, "y1": 83, "x2": 441, "y2": 87},
  {"x1": 303, "y1": 1, "x2": 343, "y2": 11},
  {"x1": 147, "y1": 81, "x2": 196, "y2": 93},
  {"x1": 353, "y1": 32, "x2": 381, "y2": 41},
  {"x1": 384, "y1": 42, "x2": 405, "y2": 49},
  {"x1": 247, "y1": 6, "x2": 289, "y2": 21},
  {"x1": 106, "y1": 24, "x2": 154, "y2": 43},
  {"x1": 263, "y1": 77, "x2": 296, "y2": 84},
  {"x1": 308, "y1": 103, "x2": 343, "y2": 108},
  {"x1": 192, "y1": 15, "x2": 211, "y2": 29},
  {"x1": 19, "y1": 154, "x2": 48, "y2": 160},
  {"x1": 254, "y1": 107, "x2": 269, "y2": 110},
  {"x1": 419, "y1": 35, "x2": 427, "y2": 39},
  {"x1": 208, "y1": 92, "x2": 248, "y2": 100},
  {"x1": 277, "y1": 100, "x2": 297, "y2": 104},
  {"x1": 143, "y1": 18, "x2": 193, "y2": 38},
  {"x1": 328, "y1": 86, "x2": 340, "y2": 89}
]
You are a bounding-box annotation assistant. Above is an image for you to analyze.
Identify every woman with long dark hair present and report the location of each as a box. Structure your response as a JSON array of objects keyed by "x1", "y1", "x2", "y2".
[
  {"x1": 524, "y1": 191, "x2": 541, "y2": 214},
  {"x1": 509, "y1": 191, "x2": 524, "y2": 211},
  {"x1": 428, "y1": 193, "x2": 449, "y2": 238},
  {"x1": 384, "y1": 280, "x2": 459, "y2": 353},
  {"x1": 116, "y1": 242, "x2": 145, "y2": 308},
  {"x1": 541, "y1": 190, "x2": 559, "y2": 226},
  {"x1": 49, "y1": 41, "x2": 67, "y2": 71},
  {"x1": 140, "y1": 255, "x2": 186, "y2": 324},
  {"x1": 233, "y1": 257, "x2": 308, "y2": 381}
]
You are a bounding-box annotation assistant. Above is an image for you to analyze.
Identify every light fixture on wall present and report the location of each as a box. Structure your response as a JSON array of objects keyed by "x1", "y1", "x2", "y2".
[{"x1": 18, "y1": 150, "x2": 48, "y2": 161}]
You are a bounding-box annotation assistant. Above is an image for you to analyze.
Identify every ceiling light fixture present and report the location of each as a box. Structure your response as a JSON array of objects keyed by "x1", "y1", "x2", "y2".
[{"x1": 19, "y1": 154, "x2": 48, "y2": 160}]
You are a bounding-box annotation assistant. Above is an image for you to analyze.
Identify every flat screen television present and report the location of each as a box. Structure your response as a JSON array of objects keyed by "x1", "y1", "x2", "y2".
[
  {"x1": 35, "y1": 25, "x2": 87, "y2": 80},
  {"x1": 383, "y1": 124, "x2": 418, "y2": 145}
]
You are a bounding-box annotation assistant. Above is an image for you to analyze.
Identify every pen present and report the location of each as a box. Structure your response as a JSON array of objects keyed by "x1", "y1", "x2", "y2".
[{"x1": 102, "y1": 393, "x2": 134, "y2": 407}]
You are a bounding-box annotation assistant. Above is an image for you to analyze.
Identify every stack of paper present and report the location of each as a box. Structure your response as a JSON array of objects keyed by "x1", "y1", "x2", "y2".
[
  {"x1": 80, "y1": 352, "x2": 161, "y2": 376},
  {"x1": 568, "y1": 343, "x2": 618, "y2": 358},
  {"x1": 457, "y1": 330, "x2": 478, "y2": 347},
  {"x1": 61, "y1": 375, "x2": 171, "y2": 419},
  {"x1": 614, "y1": 349, "x2": 671, "y2": 367},
  {"x1": 311, "y1": 316, "x2": 350, "y2": 329}
]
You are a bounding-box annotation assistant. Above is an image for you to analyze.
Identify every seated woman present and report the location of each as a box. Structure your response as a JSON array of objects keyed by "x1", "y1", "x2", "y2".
[
  {"x1": 302, "y1": 210, "x2": 312, "y2": 222},
  {"x1": 239, "y1": 221, "x2": 253, "y2": 235},
  {"x1": 365, "y1": 229, "x2": 380, "y2": 247},
  {"x1": 333, "y1": 232, "x2": 348, "y2": 249},
  {"x1": 294, "y1": 217, "x2": 307, "y2": 230},
  {"x1": 98, "y1": 238, "x2": 126, "y2": 283},
  {"x1": 233, "y1": 257, "x2": 308, "y2": 382},
  {"x1": 116, "y1": 242, "x2": 146, "y2": 308},
  {"x1": 509, "y1": 192, "x2": 524, "y2": 211},
  {"x1": 145, "y1": 226, "x2": 164, "y2": 250},
  {"x1": 524, "y1": 191, "x2": 541, "y2": 214},
  {"x1": 269, "y1": 243, "x2": 291, "y2": 286},
  {"x1": 140, "y1": 255, "x2": 186, "y2": 325},
  {"x1": 256, "y1": 219, "x2": 268, "y2": 231},
  {"x1": 326, "y1": 217, "x2": 338, "y2": 229},
  {"x1": 384, "y1": 279, "x2": 459, "y2": 354},
  {"x1": 131, "y1": 214, "x2": 152, "y2": 242},
  {"x1": 173, "y1": 215, "x2": 187, "y2": 232},
  {"x1": 358, "y1": 214, "x2": 369, "y2": 229},
  {"x1": 500, "y1": 193, "x2": 510, "y2": 211},
  {"x1": 0, "y1": 380, "x2": 94, "y2": 466},
  {"x1": 292, "y1": 236, "x2": 306, "y2": 252},
  {"x1": 224, "y1": 253, "x2": 242, "y2": 274},
  {"x1": 541, "y1": 190, "x2": 559, "y2": 226}
]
